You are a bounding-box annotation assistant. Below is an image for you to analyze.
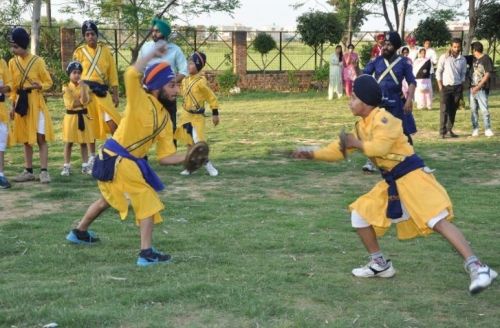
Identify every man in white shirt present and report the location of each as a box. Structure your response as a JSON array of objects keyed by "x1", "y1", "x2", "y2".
[
  {"x1": 435, "y1": 38, "x2": 467, "y2": 139},
  {"x1": 138, "y1": 18, "x2": 188, "y2": 132}
]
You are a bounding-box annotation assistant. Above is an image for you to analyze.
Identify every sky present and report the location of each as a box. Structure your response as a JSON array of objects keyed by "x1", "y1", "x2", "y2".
[{"x1": 40, "y1": 0, "x2": 467, "y2": 31}]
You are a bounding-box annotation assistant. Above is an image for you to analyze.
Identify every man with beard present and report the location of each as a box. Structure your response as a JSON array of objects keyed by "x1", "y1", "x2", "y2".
[
  {"x1": 138, "y1": 18, "x2": 188, "y2": 133},
  {"x1": 435, "y1": 38, "x2": 467, "y2": 139},
  {"x1": 66, "y1": 42, "x2": 190, "y2": 266},
  {"x1": 362, "y1": 32, "x2": 417, "y2": 172}
]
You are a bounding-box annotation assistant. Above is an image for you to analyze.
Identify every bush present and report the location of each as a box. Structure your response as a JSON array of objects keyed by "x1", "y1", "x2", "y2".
[
  {"x1": 252, "y1": 33, "x2": 277, "y2": 71},
  {"x1": 359, "y1": 43, "x2": 373, "y2": 68},
  {"x1": 312, "y1": 64, "x2": 329, "y2": 90},
  {"x1": 216, "y1": 69, "x2": 239, "y2": 95}
]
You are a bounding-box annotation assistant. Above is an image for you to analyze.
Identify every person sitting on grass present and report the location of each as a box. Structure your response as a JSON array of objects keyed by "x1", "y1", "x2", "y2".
[
  {"x1": 66, "y1": 41, "x2": 191, "y2": 267},
  {"x1": 60, "y1": 61, "x2": 94, "y2": 176},
  {"x1": 175, "y1": 51, "x2": 220, "y2": 177},
  {"x1": 292, "y1": 74, "x2": 497, "y2": 295}
]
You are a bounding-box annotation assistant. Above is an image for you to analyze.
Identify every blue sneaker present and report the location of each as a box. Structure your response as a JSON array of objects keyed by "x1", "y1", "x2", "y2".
[
  {"x1": 137, "y1": 248, "x2": 172, "y2": 266},
  {"x1": 0, "y1": 176, "x2": 11, "y2": 189},
  {"x1": 66, "y1": 229, "x2": 100, "y2": 245}
]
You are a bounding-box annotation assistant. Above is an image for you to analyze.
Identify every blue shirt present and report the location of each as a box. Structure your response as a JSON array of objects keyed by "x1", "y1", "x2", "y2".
[
  {"x1": 363, "y1": 55, "x2": 416, "y2": 100},
  {"x1": 138, "y1": 40, "x2": 188, "y2": 76}
]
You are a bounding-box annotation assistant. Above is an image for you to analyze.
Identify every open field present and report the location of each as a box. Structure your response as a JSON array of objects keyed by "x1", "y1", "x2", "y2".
[{"x1": 1, "y1": 90, "x2": 499, "y2": 327}]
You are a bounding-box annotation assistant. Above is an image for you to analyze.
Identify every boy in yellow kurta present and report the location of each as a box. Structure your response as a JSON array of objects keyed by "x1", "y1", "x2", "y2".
[
  {"x1": 0, "y1": 58, "x2": 13, "y2": 188},
  {"x1": 73, "y1": 21, "x2": 122, "y2": 167},
  {"x1": 66, "y1": 42, "x2": 190, "y2": 266},
  {"x1": 8, "y1": 28, "x2": 54, "y2": 184},
  {"x1": 61, "y1": 61, "x2": 94, "y2": 176},
  {"x1": 293, "y1": 74, "x2": 497, "y2": 295},
  {"x1": 175, "y1": 52, "x2": 220, "y2": 176}
]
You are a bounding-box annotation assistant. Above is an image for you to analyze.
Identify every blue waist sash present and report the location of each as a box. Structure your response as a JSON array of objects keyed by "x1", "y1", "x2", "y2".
[
  {"x1": 104, "y1": 138, "x2": 165, "y2": 192},
  {"x1": 380, "y1": 154, "x2": 425, "y2": 219}
]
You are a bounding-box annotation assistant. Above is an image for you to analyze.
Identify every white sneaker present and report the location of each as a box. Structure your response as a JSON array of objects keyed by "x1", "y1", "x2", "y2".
[
  {"x1": 485, "y1": 129, "x2": 494, "y2": 137},
  {"x1": 362, "y1": 160, "x2": 377, "y2": 173},
  {"x1": 352, "y1": 259, "x2": 396, "y2": 278},
  {"x1": 471, "y1": 129, "x2": 479, "y2": 137},
  {"x1": 180, "y1": 169, "x2": 191, "y2": 176},
  {"x1": 39, "y1": 171, "x2": 51, "y2": 184},
  {"x1": 205, "y1": 161, "x2": 218, "y2": 177},
  {"x1": 60, "y1": 165, "x2": 71, "y2": 176},
  {"x1": 468, "y1": 265, "x2": 498, "y2": 295},
  {"x1": 81, "y1": 163, "x2": 92, "y2": 175},
  {"x1": 87, "y1": 155, "x2": 96, "y2": 171}
]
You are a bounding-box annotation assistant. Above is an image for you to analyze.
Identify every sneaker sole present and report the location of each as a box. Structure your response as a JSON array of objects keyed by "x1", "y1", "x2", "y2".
[
  {"x1": 66, "y1": 231, "x2": 99, "y2": 245},
  {"x1": 136, "y1": 258, "x2": 173, "y2": 267}
]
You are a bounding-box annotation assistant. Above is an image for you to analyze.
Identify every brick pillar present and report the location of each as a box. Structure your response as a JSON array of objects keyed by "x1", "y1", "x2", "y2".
[
  {"x1": 232, "y1": 31, "x2": 247, "y2": 76},
  {"x1": 60, "y1": 27, "x2": 76, "y2": 71}
]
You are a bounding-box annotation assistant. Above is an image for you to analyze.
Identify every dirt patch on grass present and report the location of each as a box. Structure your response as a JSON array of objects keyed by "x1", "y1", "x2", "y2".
[
  {"x1": 267, "y1": 189, "x2": 304, "y2": 200},
  {"x1": 462, "y1": 169, "x2": 500, "y2": 186},
  {"x1": 0, "y1": 189, "x2": 64, "y2": 221}
]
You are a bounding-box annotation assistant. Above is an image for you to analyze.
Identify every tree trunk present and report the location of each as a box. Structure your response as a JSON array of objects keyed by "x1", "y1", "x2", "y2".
[
  {"x1": 347, "y1": 0, "x2": 353, "y2": 44},
  {"x1": 398, "y1": 0, "x2": 409, "y2": 39},
  {"x1": 391, "y1": 0, "x2": 400, "y2": 31},
  {"x1": 381, "y1": 0, "x2": 394, "y2": 31},
  {"x1": 31, "y1": 0, "x2": 42, "y2": 55},
  {"x1": 465, "y1": 0, "x2": 482, "y2": 55},
  {"x1": 46, "y1": 0, "x2": 52, "y2": 27}
]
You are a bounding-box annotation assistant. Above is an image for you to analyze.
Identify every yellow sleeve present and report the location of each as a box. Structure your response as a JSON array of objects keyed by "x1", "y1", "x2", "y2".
[
  {"x1": 8, "y1": 59, "x2": 17, "y2": 102},
  {"x1": 62, "y1": 85, "x2": 73, "y2": 109},
  {"x1": 124, "y1": 66, "x2": 143, "y2": 109},
  {"x1": 362, "y1": 113, "x2": 402, "y2": 157},
  {"x1": 105, "y1": 47, "x2": 119, "y2": 87},
  {"x1": 36, "y1": 58, "x2": 53, "y2": 91},
  {"x1": 313, "y1": 140, "x2": 345, "y2": 162},
  {"x1": 80, "y1": 85, "x2": 90, "y2": 106},
  {"x1": 1, "y1": 59, "x2": 13, "y2": 90},
  {"x1": 200, "y1": 78, "x2": 219, "y2": 110},
  {"x1": 156, "y1": 119, "x2": 177, "y2": 159}
]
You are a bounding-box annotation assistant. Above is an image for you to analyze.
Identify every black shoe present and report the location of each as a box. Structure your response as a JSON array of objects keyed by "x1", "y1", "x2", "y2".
[
  {"x1": 137, "y1": 248, "x2": 172, "y2": 266},
  {"x1": 66, "y1": 229, "x2": 100, "y2": 244},
  {"x1": 449, "y1": 131, "x2": 459, "y2": 138}
]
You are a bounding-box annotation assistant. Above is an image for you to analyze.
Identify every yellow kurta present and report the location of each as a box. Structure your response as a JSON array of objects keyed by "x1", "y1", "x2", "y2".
[
  {"x1": 313, "y1": 108, "x2": 453, "y2": 240},
  {"x1": 0, "y1": 59, "x2": 13, "y2": 124},
  {"x1": 73, "y1": 43, "x2": 121, "y2": 139},
  {"x1": 62, "y1": 82, "x2": 94, "y2": 143},
  {"x1": 175, "y1": 74, "x2": 219, "y2": 145},
  {"x1": 8, "y1": 54, "x2": 54, "y2": 145},
  {"x1": 98, "y1": 67, "x2": 176, "y2": 225}
]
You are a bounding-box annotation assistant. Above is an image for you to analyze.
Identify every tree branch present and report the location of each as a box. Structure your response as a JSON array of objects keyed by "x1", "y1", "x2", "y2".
[{"x1": 381, "y1": 0, "x2": 394, "y2": 31}]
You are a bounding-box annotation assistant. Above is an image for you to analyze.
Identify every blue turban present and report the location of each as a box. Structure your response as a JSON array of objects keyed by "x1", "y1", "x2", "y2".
[
  {"x1": 353, "y1": 74, "x2": 382, "y2": 107},
  {"x1": 190, "y1": 51, "x2": 206, "y2": 72},
  {"x1": 143, "y1": 62, "x2": 176, "y2": 91},
  {"x1": 66, "y1": 61, "x2": 83, "y2": 75},
  {"x1": 9, "y1": 27, "x2": 30, "y2": 50},
  {"x1": 152, "y1": 18, "x2": 172, "y2": 39}
]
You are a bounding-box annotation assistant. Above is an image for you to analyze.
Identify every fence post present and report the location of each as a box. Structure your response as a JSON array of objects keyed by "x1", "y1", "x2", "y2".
[
  {"x1": 232, "y1": 31, "x2": 247, "y2": 75},
  {"x1": 114, "y1": 29, "x2": 119, "y2": 68},
  {"x1": 60, "y1": 27, "x2": 75, "y2": 71},
  {"x1": 279, "y1": 32, "x2": 282, "y2": 72}
]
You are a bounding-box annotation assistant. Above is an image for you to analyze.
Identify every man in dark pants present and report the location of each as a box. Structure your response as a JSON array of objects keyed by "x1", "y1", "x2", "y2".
[{"x1": 435, "y1": 38, "x2": 467, "y2": 139}]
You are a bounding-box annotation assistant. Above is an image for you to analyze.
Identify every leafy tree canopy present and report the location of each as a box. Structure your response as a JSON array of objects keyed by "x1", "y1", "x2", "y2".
[
  {"x1": 413, "y1": 17, "x2": 451, "y2": 47},
  {"x1": 297, "y1": 11, "x2": 343, "y2": 49}
]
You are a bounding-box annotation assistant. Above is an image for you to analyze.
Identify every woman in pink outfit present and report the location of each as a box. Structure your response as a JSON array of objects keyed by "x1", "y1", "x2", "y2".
[{"x1": 342, "y1": 44, "x2": 358, "y2": 97}]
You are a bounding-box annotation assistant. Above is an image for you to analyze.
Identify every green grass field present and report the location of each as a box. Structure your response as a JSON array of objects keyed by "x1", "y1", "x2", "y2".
[{"x1": 1, "y1": 90, "x2": 499, "y2": 327}]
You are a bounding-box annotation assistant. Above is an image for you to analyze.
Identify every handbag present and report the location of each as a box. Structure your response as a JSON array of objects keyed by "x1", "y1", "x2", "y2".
[{"x1": 14, "y1": 89, "x2": 30, "y2": 116}]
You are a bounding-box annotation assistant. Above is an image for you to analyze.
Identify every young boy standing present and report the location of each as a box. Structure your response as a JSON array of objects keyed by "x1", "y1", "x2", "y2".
[
  {"x1": 293, "y1": 74, "x2": 497, "y2": 295},
  {"x1": 8, "y1": 27, "x2": 54, "y2": 184},
  {"x1": 61, "y1": 61, "x2": 94, "y2": 176},
  {"x1": 0, "y1": 57, "x2": 13, "y2": 188},
  {"x1": 175, "y1": 52, "x2": 220, "y2": 176}
]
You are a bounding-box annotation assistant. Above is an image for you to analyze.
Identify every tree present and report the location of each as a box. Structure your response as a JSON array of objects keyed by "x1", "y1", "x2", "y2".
[
  {"x1": 475, "y1": 1, "x2": 500, "y2": 53},
  {"x1": 252, "y1": 32, "x2": 277, "y2": 73},
  {"x1": 297, "y1": 11, "x2": 343, "y2": 68},
  {"x1": 413, "y1": 17, "x2": 452, "y2": 48},
  {"x1": 327, "y1": 0, "x2": 369, "y2": 43}
]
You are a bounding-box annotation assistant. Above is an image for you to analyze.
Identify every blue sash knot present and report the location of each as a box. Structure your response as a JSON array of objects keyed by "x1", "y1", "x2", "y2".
[
  {"x1": 380, "y1": 154, "x2": 425, "y2": 219},
  {"x1": 104, "y1": 138, "x2": 165, "y2": 192}
]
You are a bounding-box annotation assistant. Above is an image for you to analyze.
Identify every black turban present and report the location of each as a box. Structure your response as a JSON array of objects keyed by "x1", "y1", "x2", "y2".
[
  {"x1": 66, "y1": 61, "x2": 83, "y2": 75},
  {"x1": 385, "y1": 31, "x2": 402, "y2": 50},
  {"x1": 353, "y1": 74, "x2": 382, "y2": 107},
  {"x1": 9, "y1": 27, "x2": 30, "y2": 50},
  {"x1": 82, "y1": 20, "x2": 98, "y2": 37},
  {"x1": 190, "y1": 52, "x2": 206, "y2": 72}
]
